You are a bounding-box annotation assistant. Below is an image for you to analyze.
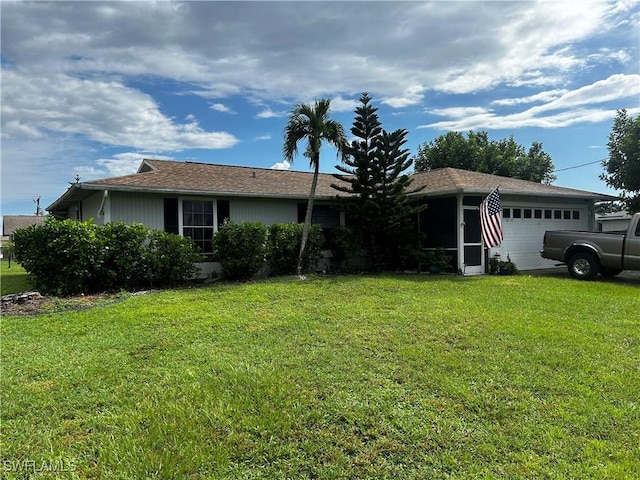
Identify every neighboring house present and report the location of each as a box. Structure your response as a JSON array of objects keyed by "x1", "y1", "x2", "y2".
[
  {"x1": 596, "y1": 211, "x2": 632, "y2": 232},
  {"x1": 1, "y1": 215, "x2": 48, "y2": 259},
  {"x1": 47, "y1": 159, "x2": 615, "y2": 274}
]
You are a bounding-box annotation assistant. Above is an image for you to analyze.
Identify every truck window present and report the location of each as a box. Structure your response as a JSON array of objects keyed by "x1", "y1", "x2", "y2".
[{"x1": 636, "y1": 221, "x2": 640, "y2": 237}]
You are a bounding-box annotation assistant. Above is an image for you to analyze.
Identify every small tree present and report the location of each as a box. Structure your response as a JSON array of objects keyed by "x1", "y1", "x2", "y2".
[{"x1": 601, "y1": 109, "x2": 640, "y2": 213}]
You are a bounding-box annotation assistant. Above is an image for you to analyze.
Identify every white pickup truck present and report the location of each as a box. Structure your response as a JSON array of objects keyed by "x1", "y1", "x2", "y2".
[{"x1": 540, "y1": 212, "x2": 640, "y2": 280}]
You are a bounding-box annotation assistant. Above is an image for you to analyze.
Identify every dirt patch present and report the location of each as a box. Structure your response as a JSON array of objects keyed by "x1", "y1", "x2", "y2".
[{"x1": 1, "y1": 291, "x2": 128, "y2": 316}]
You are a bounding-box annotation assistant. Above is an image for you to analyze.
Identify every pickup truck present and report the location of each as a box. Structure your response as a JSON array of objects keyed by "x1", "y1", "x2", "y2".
[{"x1": 541, "y1": 212, "x2": 640, "y2": 280}]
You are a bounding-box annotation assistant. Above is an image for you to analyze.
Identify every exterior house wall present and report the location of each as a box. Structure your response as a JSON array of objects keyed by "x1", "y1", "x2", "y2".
[
  {"x1": 230, "y1": 197, "x2": 298, "y2": 224},
  {"x1": 82, "y1": 191, "x2": 107, "y2": 225},
  {"x1": 110, "y1": 192, "x2": 165, "y2": 230}
]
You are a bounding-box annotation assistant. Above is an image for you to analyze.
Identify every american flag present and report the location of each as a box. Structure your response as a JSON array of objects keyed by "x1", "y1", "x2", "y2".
[{"x1": 480, "y1": 187, "x2": 503, "y2": 248}]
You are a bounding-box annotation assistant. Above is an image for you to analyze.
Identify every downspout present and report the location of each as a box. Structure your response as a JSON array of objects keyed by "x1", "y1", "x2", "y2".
[{"x1": 98, "y1": 190, "x2": 109, "y2": 216}]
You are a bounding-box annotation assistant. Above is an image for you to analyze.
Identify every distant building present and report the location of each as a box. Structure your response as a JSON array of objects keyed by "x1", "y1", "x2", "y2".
[
  {"x1": 1, "y1": 215, "x2": 48, "y2": 258},
  {"x1": 596, "y1": 211, "x2": 632, "y2": 232}
]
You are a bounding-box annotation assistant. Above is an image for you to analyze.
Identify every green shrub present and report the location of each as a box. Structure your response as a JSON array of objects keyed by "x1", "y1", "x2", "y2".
[
  {"x1": 267, "y1": 223, "x2": 324, "y2": 275},
  {"x1": 96, "y1": 222, "x2": 150, "y2": 290},
  {"x1": 13, "y1": 218, "x2": 102, "y2": 295},
  {"x1": 146, "y1": 230, "x2": 203, "y2": 288},
  {"x1": 213, "y1": 221, "x2": 268, "y2": 281},
  {"x1": 13, "y1": 218, "x2": 203, "y2": 295},
  {"x1": 325, "y1": 225, "x2": 362, "y2": 273}
]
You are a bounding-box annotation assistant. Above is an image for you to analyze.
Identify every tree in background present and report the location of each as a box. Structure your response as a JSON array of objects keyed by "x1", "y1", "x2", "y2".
[
  {"x1": 283, "y1": 99, "x2": 348, "y2": 275},
  {"x1": 332, "y1": 93, "x2": 423, "y2": 269},
  {"x1": 601, "y1": 109, "x2": 640, "y2": 213},
  {"x1": 413, "y1": 130, "x2": 556, "y2": 184}
]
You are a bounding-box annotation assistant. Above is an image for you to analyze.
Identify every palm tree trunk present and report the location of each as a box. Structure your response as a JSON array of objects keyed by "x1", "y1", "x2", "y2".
[{"x1": 297, "y1": 159, "x2": 319, "y2": 276}]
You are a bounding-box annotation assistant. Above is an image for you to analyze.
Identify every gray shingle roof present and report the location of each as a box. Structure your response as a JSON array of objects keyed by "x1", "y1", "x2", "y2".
[
  {"x1": 86, "y1": 159, "x2": 344, "y2": 199},
  {"x1": 47, "y1": 159, "x2": 616, "y2": 213},
  {"x1": 3, "y1": 215, "x2": 47, "y2": 236}
]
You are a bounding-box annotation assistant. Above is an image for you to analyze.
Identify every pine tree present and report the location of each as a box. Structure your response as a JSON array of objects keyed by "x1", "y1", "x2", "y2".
[{"x1": 332, "y1": 93, "x2": 424, "y2": 269}]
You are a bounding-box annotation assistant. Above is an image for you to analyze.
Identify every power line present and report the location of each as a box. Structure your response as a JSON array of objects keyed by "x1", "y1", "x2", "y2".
[{"x1": 553, "y1": 158, "x2": 606, "y2": 173}]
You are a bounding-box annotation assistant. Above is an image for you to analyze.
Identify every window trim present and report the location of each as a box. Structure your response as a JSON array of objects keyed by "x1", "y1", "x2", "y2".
[{"x1": 179, "y1": 197, "x2": 217, "y2": 255}]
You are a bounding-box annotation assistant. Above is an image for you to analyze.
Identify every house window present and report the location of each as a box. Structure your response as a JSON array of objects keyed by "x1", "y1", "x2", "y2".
[
  {"x1": 217, "y1": 200, "x2": 230, "y2": 229},
  {"x1": 572, "y1": 211, "x2": 580, "y2": 220},
  {"x1": 524, "y1": 209, "x2": 532, "y2": 219},
  {"x1": 544, "y1": 210, "x2": 552, "y2": 219},
  {"x1": 502, "y1": 208, "x2": 511, "y2": 219},
  {"x1": 513, "y1": 208, "x2": 522, "y2": 219},
  {"x1": 183, "y1": 200, "x2": 214, "y2": 254},
  {"x1": 554, "y1": 210, "x2": 562, "y2": 219},
  {"x1": 564, "y1": 210, "x2": 571, "y2": 220},
  {"x1": 534, "y1": 209, "x2": 542, "y2": 219},
  {"x1": 164, "y1": 198, "x2": 179, "y2": 234}
]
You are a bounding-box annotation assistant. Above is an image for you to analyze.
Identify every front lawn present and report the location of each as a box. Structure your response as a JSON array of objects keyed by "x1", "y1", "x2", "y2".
[
  {"x1": 0, "y1": 259, "x2": 32, "y2": 296},
  {"x1": 1, "y1": 275, "x2": 638, "y2": 479}
]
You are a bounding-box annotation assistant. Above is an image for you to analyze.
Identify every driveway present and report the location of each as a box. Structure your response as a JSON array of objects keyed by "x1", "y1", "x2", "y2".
[{"x1": 528, "y1": 267, "x2": 639, "y2": 285}]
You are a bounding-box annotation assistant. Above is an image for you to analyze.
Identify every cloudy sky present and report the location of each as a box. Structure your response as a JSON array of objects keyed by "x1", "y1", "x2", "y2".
[{"x1": 1, "y1": 0, "x2": 639, "y2": 217}]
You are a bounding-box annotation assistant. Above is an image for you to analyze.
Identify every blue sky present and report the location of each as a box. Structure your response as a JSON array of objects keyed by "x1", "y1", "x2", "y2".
[{"x1": 1, "y1": 0, "x2": 639, "y2": 218}]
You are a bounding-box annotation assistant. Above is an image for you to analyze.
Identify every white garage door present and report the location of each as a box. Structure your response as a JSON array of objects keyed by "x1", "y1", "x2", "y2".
[{"x1": 494, "y1": 205, "x2": 589, "y2": 270}]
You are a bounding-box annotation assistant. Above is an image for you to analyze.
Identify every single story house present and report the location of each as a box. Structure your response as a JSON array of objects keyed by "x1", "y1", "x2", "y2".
[{"x1": 47, "y1": 158, "x2": 616, "y2": 275}]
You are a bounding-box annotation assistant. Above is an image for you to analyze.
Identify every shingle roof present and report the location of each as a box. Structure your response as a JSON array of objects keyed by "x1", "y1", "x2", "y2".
[
  {"x1": 86, "y1": 159, "x2": 344, "y2": 199},
  {"x1": 2, "y1": 215, "x2": 47, "y2": 236},
  {"x1": 410, "y1": 168, "x2": 613, "y2": 199},
  {"x1": 47, "y1": 159, "x2": 616, "y2": 213}
]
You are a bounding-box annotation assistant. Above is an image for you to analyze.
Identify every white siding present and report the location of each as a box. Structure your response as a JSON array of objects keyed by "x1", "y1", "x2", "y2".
[
  {"x1": 110, "y1": 192, "x2": 165, "y2": 230},
  {"x1": 230, "y1": 198, "x2": 298, "y2": 225},
  {"x1": 82, "y1": 191, "x2": 106, "y2": 225}
]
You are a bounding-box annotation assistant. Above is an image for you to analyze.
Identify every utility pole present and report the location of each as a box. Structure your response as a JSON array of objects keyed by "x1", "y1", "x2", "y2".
[{"x1": 33, "y1": 197, "x2": 43, "y2": 216}]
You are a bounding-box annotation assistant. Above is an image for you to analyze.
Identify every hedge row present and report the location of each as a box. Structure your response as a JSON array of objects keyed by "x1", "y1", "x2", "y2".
[
  {"x1": 213, "y1": 221, "x2": 324, "y2": 281},
  {"x1": 13, "y1": 219, "x2": 329, "y2": 294},
  {"x1": 13, "y1": 219, "x2": 202, "y2": 295}
]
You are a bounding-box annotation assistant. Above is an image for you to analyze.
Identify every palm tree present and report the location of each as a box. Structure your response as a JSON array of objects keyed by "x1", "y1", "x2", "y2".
[{"x1": 283, "y1": 99, "x2": 348, "y2": 276}]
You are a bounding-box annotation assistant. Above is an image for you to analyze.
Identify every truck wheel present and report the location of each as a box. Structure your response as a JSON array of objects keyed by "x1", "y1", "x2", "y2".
[
  {"x1": 599, "y1": 267, "x2": 622, "y2": 277},
  {"x1": 567, "y1": 252, "x2": 599, "y2": 280}
]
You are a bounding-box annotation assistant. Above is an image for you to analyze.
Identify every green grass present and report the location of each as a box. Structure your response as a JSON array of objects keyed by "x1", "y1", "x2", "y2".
[
  {"x1": 2, "y1": 275, "x2": 639, "y2": 479},
  {"x1": 0, "y1": 259, "x2": 32, "y2": 296}
]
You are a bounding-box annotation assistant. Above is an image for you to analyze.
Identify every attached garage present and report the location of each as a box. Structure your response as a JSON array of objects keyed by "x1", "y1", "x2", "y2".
[
  {"x1": 498, "y1": 198, "x2": 591, "y2": 270},
  {"x1": 411, "y1": 168, "x2": 615, "y2": 273}
]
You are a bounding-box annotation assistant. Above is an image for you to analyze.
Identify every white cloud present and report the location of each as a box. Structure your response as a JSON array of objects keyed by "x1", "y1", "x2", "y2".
[
  {"x1": 382, "y1": 85, "x2": 425, "y2": 108},
  {"x1": 3, "y1": 1, "x2": 631, "y2": 105},
  {"x1": 429, "y1": 107, "x2": 491, "y2": 118},
  {"x1": 491, "y1": 90, "x2": 569, "y2": 107},
  {"x1": 254, "y1": 134, "x2": 272, "y2": 141},
  {"x1": 211, "y1": 103, "x2": 235, "y2": 114},
  {"x1": 73, "y1": 152, "x2": 173, "y2": 181},
  {"x1": 1, "y1": 70, "x2": 238, "y2": 151},
  {"x1": 270, "y1": 160, "x2": 291, "y2": 170},
  {"x1": 330, "y1": 96, "x2": 358, "y2": 113},
  {"x1": 256, "y1": 108, "x2": 286, "y2": 119},
  {"x1": 421, "y1": 74, "x2": 640, "y2": 131}
]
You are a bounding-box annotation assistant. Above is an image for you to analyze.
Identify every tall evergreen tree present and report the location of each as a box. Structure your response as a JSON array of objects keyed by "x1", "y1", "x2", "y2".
[
  {"x1": 332, "y1": 93, "x2": 423, "y2": 269},
  {"x1": 332, "y1": 92, "x2": 383, "y2": 250},
  {"x1": 371, "y1": 128, "x2": 424, "y2": 268}
]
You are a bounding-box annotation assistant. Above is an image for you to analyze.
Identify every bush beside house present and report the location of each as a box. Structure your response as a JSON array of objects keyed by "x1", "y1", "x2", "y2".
[{"x1": 13, "y1": 219, "x2": 202, "y2": 295}]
